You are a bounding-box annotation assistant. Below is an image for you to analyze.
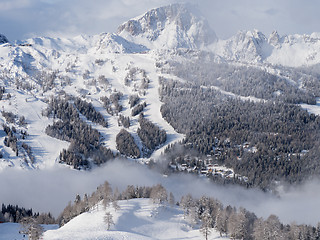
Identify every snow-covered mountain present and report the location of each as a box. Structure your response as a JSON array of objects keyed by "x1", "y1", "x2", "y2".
[
  {"x1": 117, "y1": 3, "x2": 217, "y2": 49},
  {"x1": 0, "y1": 2, "x2": 320, "y2": 172},
  {"x1": 2, "y1": 3, "x2": 320, "y2": 239}
]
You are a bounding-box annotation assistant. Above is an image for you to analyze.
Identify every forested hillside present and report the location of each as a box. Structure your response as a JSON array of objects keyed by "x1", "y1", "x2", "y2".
[{"x1": 159, "y1": 57, "x2": 320, "y2": 190}]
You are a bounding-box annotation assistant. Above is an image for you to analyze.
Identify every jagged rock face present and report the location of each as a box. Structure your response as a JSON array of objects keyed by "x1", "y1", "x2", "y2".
[
  {"x1": 218, "y1": 30, "x2": 269, "y2": 62},
  {"x1": 0, "y1": 34, "x2": 9, "y2": 44},
  {"x1": 117, "y1": 3, "x2": 217, "y2": 49},
  {"x1": 268, "y1": 31, "x2": 281, "y2": 46}
]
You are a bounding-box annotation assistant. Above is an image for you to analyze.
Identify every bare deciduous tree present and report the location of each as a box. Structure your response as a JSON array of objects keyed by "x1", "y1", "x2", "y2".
[
  {"x1": 200, "y1": 210, "x2": 213, "y2": 240},
  {"x1": 104, "y1": 212, "x2": 114, "y2": 230}
]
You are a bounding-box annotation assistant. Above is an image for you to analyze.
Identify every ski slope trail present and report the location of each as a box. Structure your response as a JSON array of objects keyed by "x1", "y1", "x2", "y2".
[{"x1": 111, "y1": 53, "x2": 184, "y2": 161}]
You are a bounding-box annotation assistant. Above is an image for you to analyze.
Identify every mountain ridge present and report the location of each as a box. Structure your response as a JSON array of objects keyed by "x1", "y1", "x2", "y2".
[{"x1": 4, "y1": 4, "x2": 320, "y2": 67}]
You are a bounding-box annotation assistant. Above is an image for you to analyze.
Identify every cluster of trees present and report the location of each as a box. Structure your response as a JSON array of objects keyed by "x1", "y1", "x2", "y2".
[
  {"x1": 82, "y1": 70, "x2": 90, "y2": 80},
  {"x1": 0, "y1": 204, "x2": 33, "y2": 223},
  {"x1": 129, "y1": 94, "x2": 140, "y2": 108},
  {"x1": 137, "y1": 114, "x2": 166, "y2": 155},
  {"x1": 22, "y1": 142, "x2": 35, "y2": 164},
  {"x1": 100, "y1": 92, "x2": 123, "y2": 116},
  {"x1": 18, "y1": 115, "x2": 27, "y2": 126},
  {"x1": 98, "y1": 75, "x2": 109, "y2": 86},
  {"x1": 0, "y1": 86, "x2": 5, "y2": 100},
  {"x1": 3, "y1": 124, "x2": 18, "y2": 156},
  {"x1": 180, "y1": 194, "x2": 320, "y2": 240},
  {"x1": 44, "y1": 97, "x2": 114, "y2": 169},
  {"x1": 160, "y1": 79, "x2": 320, "y2": 190},
  {"x1": 74, "y1": 97, "x2": 108, "y2": 127},
  {"x1": 2, "y1": 111, "x2": 27, "y2": 127},
  {"x1": 2, "y1": 111, "x2": 16, "y2": 123},
  {"x1": 116, "y1": 129, "x2": 140, "y2": 158},
  {"x1": 35, "y1": 70, "x2": 58, "y2": 92},
  {"x1": 131, "y1": 102, "x2": 146, "y2": 116},
  {"x1": 118, "y1": 114, "x2": 130, "y2": 128},
  {"x1": 2, "y1": 122, "x2": 30, "y2": 161},
  {"x1": 0, "y1": 203, "x2": 55, "y2": 224},
  {"x1": 43, "y1": 96, "x2": 78, "y2": 121},
  {"x1": 290, "y1": 64, "x2": 320, "y2": 96},
  {"x1": 124, "y1": 67, "x2": 149, "y2": 94},
  {"x1": 58, "y1": 181, "x2": 114, "y2": 226},
  {"x1": 168, "y1": 54, "x2": 317, "y2": 104}
]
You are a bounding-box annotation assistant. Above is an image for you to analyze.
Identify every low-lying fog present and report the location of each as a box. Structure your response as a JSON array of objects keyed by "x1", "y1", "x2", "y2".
[{"x1": 0, "y1": 159, "x2": 318, "y2": 225}]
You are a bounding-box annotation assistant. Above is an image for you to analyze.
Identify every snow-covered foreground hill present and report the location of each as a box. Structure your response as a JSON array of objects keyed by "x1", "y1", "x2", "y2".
[
  {"x1": 0, "y1": 199, "x2": 229, "y2": 240},
  {"x1": 43, "y1": 199, "x2": 229, "y2": 240}
]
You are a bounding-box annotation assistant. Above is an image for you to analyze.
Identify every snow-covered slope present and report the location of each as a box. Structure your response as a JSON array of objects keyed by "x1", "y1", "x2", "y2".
[
  {"x1": 118, "y1": 3, "x2": 217, "y2": 50},
  {"x1": 0, "y1": 30, "x2": 184, "y2": 171},
  {"x1": 1, "y1": 2, "x2": 320, "y2": 172},
  {"x1": 43, "y1": 199, "x2": 229, "y2": 240}
]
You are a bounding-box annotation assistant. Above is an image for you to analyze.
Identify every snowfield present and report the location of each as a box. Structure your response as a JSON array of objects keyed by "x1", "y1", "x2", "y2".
[{"x1": 43, "y1": 199, "x2": 229, "y2": 240}]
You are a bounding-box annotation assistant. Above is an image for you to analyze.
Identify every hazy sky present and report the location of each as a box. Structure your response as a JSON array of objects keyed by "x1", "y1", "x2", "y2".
[{"x1": 1, "y1": 0, "x2": 320, "y2": 41}]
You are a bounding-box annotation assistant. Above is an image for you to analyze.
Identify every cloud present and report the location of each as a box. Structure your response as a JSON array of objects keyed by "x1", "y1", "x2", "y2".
[
  {"x1": 264, "y1": 8, "x2": 278, "y2": 16},
  {"x1": 2, "y1": 0, "x2": 320, "y2": 41},
  {"x1": 0, "y1": 0, "x2": 31, "y2": 11},
  {"x1": 0, "y1": 159, "x2": 320, "y2": 226}
]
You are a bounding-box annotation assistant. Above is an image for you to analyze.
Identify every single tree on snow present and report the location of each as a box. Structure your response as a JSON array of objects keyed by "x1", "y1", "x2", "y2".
[
  {"x1": 169, "y1": 192, "x2": 175, "y2": 206},
  {"x1": 104, "y1": 212, "x2": 114, "y2": 230},
  {"x1": 200, "y1": 210, "x2": 213, "y2": 240},
  {"x1": 112, "y1": 199, "x2": 120, "y2": 212}
]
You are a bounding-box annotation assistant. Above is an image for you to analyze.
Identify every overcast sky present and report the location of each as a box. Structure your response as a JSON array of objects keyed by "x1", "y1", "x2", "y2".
[{"x1": 1, "y1": 0, "x2": 320, "y2": 41}]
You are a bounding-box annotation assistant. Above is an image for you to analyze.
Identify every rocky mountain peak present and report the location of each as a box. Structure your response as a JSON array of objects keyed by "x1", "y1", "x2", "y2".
[
  {"x1": 268, "y1": 30, "x2": 281, "y2": 46},
  {"x1": 0, "y1": 34, "x2": 9, "y2": 44},
  {"x1": 117, "y1": 3, "x2": 217, "y2": 49}
]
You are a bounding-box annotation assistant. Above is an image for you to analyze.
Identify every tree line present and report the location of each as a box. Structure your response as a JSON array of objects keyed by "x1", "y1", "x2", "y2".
[
  {"x1": 0, "y1": 203, "x2": 55, "y2": 224},
  {"x1": 57, "y1": 181, "x2": 320, "y2": 240},
  {"x1": 100, "y1": 92, "x2": 123, "y2": 116}
]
